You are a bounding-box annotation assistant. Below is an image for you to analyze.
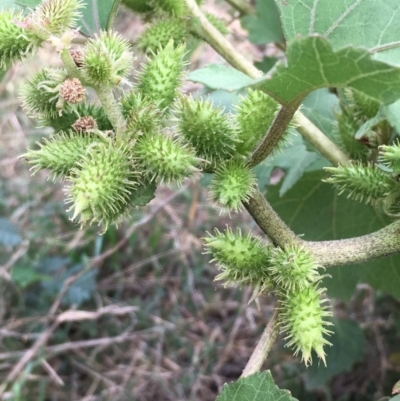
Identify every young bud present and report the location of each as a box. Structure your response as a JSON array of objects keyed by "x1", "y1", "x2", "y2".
[
  {"x1": 204, "y1": 227, "x2": 272, "y2": 292},
  {"x1": 0, "y1": 9, "x2": 41, "y2": 67},
  {"x1": 59, "y1": 78, "x2": 85, "y2": 104},
  {"x1": 66, "y1": 143, "x2": 138, "y2": 228},
  {"x1": 134, "y1": 133, "x2": 199, "y2": 185},
  {"x1": 209, "y1": 159, "x2": 256, "y2": 212},
  {"x1": 121, "y1": 91, "x2": 163, "y2": 136},
  {"x1": 175, "y1": 96, "x2": 238, "y2": 164},
  {"x1": 268, "y1": 245, "x2": 322, "y2": 292},
  {"x1": 379, "y1": 142, "x2": 400, "y2": 174},
  {"x1": 279, "y1": 285, "x2": 332, "y2": 366},
  {"x1": 157, "y1": 0, "x2": 186, "y2": 17},
  {"x1": 138, "y1": 19, "x2": 186, "y2": 54},
  {"x1": 324, "y1": 162, "x2": 396, "y2": 206},
  {"x1": 235, "y1": 89, "x2": 279, "y2": 155},
  {"x1": 351, "y1": 89, "x2": 380, "y2": 120},
  {"x1": 20, "y1": 68, "x2": 68, "y2": 118},
  {"x1": 138, "y1": 40, "x2": 185, "y2": 111},
  {"x1": 69, "y1": 48, "x2": 83, "y2": 67},
  {"x1": 82, "y1": 31, "x2": 133, "y2": 86},
  {"x1": 32, "y1": 0, "x2": 85, "y2": 35},
  {"x1": 22, "y1": 131, "x2": 98, "y2": 178}
]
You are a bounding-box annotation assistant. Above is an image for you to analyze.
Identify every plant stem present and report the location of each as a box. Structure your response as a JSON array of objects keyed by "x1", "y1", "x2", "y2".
[
  {"x1": 185, "y1": 0, "x2": 262, "y2": 79},
  {"x1": 183, "y1": 0, "x2": 350, "y2": 167},
  {"x1": 295, "y1": 112, "x2": 350, "y2": 167},
  {"x1": 225, "y1": 0, "x2": 255, "y2": 15},
  {"x1": 244, "y1": 188, "x2": 302, "y2": 248},
  {"x1": 95, "y1": 85, "x2": 126, "y2": 137},
  {"x1": 249, "y1": 99, "x2": 303, "y2": 167},
  {"x1": 307, "y1": 220, "x2": 400, "y2": 267},
  {"x1": 241, "y1": 309, "x2": 280, "y2": 377}
]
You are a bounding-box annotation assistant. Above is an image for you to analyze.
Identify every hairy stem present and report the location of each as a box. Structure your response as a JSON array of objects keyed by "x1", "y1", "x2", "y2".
[
  {"x1": 241, "y1": 309, "x2": 280, "y2": 377},
  {"x1": 225, "y1": 0, "x2": 255, "y2": 15},
  {"x1": 308, "y1": 220, "x2": 400, "y2": 267},
  {"x1": 95, "y1": 86, "x2": 126, "y2": 137},
  {"x1": 244, "y1": 188, "x2": 302, "y2": 248},
  {"x1": 249, "y1": 99, "x2": 303, "y2": 167},
  {"x1": 183, "y1": 0, "x2": 350, "y2": 167},
  {"x1": 185, "y1": 0, "x2": 262, "y2": 79}
]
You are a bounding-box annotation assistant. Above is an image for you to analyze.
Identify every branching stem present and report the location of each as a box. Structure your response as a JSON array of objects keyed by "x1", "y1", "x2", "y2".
[{"x1": 241, "y1": 309, "x2": 280, "y2": 377}]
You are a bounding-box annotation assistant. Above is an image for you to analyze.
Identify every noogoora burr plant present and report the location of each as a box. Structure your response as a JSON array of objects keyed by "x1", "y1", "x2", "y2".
[{"x1": 3, "y1": 0, "x2": 400, "y2": 386}]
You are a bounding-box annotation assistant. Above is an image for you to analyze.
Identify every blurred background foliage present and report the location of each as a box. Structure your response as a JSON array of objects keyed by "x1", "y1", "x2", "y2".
[{"x1": 0, "y1": 0, "x2": 400, "y2": 400}]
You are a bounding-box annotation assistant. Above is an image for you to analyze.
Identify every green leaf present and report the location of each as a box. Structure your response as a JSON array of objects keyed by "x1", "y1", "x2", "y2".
[
  {"x1": 275, "y1": 0, "x2": 400, "y2": 66},
  {"x1": 301, "y1": 89, "x2": 339, "y2": 140},
  {"x1": 0, "y1": 218, "x2": 21, "y2": 247},
  {"x1": 188, "y1": 64, "x2": 254, "y2": 91},
  {"x1": 12, "y1": 265, "x2": 51, "y2": 289},
  {"x1": 383, "y1": 99, "x2": 400, "y2": 133},
  {"x1": 131, "y1": 181, "x2": 157, "y2": 207},
  {"x1": 305, "y1": 319, "x2": 364, "y2": 389},
  {"x1": 256, "y1": 36, "x2": 400, "y2": 105},
  {"x1": 241, "y1": 0, "x2": 284, "y2": 45},
  {"x1": 216, "y1": 371, "x2": 297, "y2": 401},
  {"x1": 254, "y1": 57, "x2": 278, "y2": 74},
  {"x1": 267, "y1": 171, "x2": 400, "y2": 300},
  {"x1": 14, "y1": 0, "x2": 118, "y2": 36}
]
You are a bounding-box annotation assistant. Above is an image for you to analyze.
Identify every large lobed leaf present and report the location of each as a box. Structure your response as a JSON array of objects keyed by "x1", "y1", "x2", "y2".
[
  {"x1": 216, "y1": 371, "x2": 297, "y2": 401},
  {"x1": 275, "y1": 0, "x2": 400, "y2": 66},
  {"x1": 256, "y1": 36, "x2": 400, "y2": 106}
]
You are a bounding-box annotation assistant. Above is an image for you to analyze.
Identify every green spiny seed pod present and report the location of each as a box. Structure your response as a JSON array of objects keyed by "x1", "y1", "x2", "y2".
[
  {"x1": 22, "y1": 131, "x2": 98, "y2": 178},
  {"x1": 138, "y1": 19, "x2": 187, "y2": 54},
  {"x1": 235, "y1": 89, "x2": 279, "y2": 155},
  {"x1": 66, "y1": 143, "x2": 138, "y2": 228},
  {"x1": 279, "y1": 285, "x2": 332, "y2": 366},
  {"x1": 351, "y1": 89, "x2": 381, "y2": 120},
  {"x1": 138, "y1": 40, "x2": 186, "y2": 111},
  {"x1": 122, "y1": 92, "x2": 163, "y2": 137},
  {"x1": 32, "y1": 0, "x2": 85, "y2": 35},
  {"x1": 324, "y1": 162, "x2": 397, "y2": 206},
  {"x1": 175, "y1": 96, "x2": 238, "y2": 163},
  {"x1": 379, "y1": 142, "x2": 400, "y2": 174},
  {"x1": 210, "y1": 159, "x2": 256, "y2": 212},
  {"x1": 122, "y1": 0, "x2": 154, "y2": 13},
  {"x1": 20, "y1": 68, "x2": 68, "y2": 118},
  {"x1": 204, "y1": 227, "x2": 272, "y2": 292},
  {"x1": 43, "y1": 103, "x2": 113, "y2": 133},
  {"x1": 336, "y1": 108, "x2": 369, "y2": 161},
  {"x1": 134, "y1": 133, "x2": 199, "y2": 185},
  {"x1": 0, "y1": 9, "x2": 41, "y2": 67},
  {"x1": 82, "y1": 31, "x2": 133, "y2": 86},
  {"x1": 268, "y1": 245, "x2": 321, "y2": 292},
  {"x1": 157, "y1": 0, "x2": 186, "y2": 17}
]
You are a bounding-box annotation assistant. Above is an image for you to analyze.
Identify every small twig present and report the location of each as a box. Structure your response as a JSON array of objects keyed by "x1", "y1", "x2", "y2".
[{"x1": 241, "y1": 309, "x2": 280, "y2": 377}]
